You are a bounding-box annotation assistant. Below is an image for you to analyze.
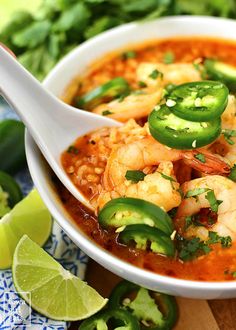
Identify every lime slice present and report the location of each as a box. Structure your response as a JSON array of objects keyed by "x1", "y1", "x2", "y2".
[
  {"x1": 12, "y1": 235, "x2": 108, "y2": 320},
  {"x1": 0, "y1": 189, "x2": 52, "y2": 269}
]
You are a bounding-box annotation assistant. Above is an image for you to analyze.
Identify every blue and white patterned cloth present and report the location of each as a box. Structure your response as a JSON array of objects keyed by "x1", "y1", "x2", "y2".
[{"x1": 0, "y1": 98, "x2": 88, "y2": 329}]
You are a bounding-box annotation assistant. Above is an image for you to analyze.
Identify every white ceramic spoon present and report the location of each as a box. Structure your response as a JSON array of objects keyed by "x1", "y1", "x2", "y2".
[{"x1": 0, "y1": 46, "x2": 120, "y2": 210}]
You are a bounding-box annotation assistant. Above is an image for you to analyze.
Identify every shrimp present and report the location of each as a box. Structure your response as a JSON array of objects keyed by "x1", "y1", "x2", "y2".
[
  {"x1": 176, "y1": 175, "x2": 236, "y2": 241},
  {"x1": 136, "y1": 62, "x2": 201, "y2": 89},
  {"x1": 98, "y1": 135, "x2": 230, "y2": 211},
  {"x1": 92, "y1": 90, "x2": 162, "y2": 122},
  {"x1": 210, "y1": 95, "x2": 236, "y2": 164},
  {"x1": 92, "y1": 62, "x2": 201, "y2": 122}
]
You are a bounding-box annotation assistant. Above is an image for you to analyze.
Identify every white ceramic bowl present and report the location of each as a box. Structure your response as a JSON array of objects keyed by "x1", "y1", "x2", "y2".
[{"x1": 25, "y1": 16, "x2": 236, "y2": 299}]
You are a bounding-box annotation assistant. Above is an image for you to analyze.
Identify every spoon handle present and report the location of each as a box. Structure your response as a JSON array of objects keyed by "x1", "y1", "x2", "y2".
[{"x1": 0, "y1": 46, "x2": 62, "y2": 134}]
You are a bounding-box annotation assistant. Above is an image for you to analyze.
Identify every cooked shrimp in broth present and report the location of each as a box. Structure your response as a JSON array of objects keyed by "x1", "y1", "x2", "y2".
[{"x1": 60, "y1": 37, "x2": 236, "y2": 281}]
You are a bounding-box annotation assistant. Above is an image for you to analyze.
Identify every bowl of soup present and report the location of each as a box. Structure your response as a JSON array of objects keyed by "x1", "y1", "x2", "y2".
[{"x1": 25, "y1": 16, "x2": 236, "y2": 299}]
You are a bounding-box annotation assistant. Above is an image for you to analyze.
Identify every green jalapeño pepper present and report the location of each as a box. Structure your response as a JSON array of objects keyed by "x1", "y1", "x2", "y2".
[
  {"x1": 0, "y1": 119, "x2": 26, "y2": 174},
  {"x1": 204, "y1": 59, "x2": 236, "y2": 92},
  {"x1": 167, "y1": 81, "x2": 228, "y2": 122},
  {"x1": 80, "y1": 308, "x2": 140, "y2": 330},
  {"x1": 109, "y1": 280, "x2": 178, "y2": 330},
  {"x1": 98, "y1": 197, "x2": 174, "y2": 236},
  {"x1": 118, "y1": 224, "x2": 175, "y2": 257},
  {"x1": 76, "y1": 77, "x2": 130, "y2": 109},
  {"x1": 0, "y1": 171, "x2": 22, "y2": 211},
  {"x1": 148, "y1": 105, "x2": 221, "y2": 150}
]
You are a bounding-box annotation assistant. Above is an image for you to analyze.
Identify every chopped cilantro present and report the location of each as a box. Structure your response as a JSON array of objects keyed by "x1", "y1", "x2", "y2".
[
  {"x1": 157, "y1": 171, "x2": 176, "y2": 182},
  {"x1": 178, "y1": 237, "x2": 211, "y2": 261},
  {"x1": 232, "y1": 271, "x2": 236, "y2": 278},
  {"x1": 222, "y1": 129, "x2": 236, "y2": 145},
  {"x1": 205, "y1": 190, "x2": 222, "y2": 212},
  {"x1": 125, "y1": 170, "x2": 146, "y2": 183},
  {"x1": 194, "y1": 153, "x2": 206, "y2": 163},
  {"x1": 122, "y1": 51, "x2": 136, "y2": 60},
  {"x1": 185, "y1": 188, "x2": 209, "y2": 198},
  {"x1": 208, "y1": 231, "x2": 232, "y2": 248},
  {"x1": 185, "y1": 216, "x2": 193, "y2": 229},
  {"x1": 149, "y1": 69, "x2": 163, "y2": 80},
  {"x1": 163, "y1": 51, "x2": 175, "y2": 64},
  {"x1": 138, "y1": 81, "x2": 147, "y2": 88},
  {"x1": 67, "y1": 145, "x2": 79, "y2": 154},
  {"x1": 229, "y1": 164, "x2": 236, "y2": 182},
  {"x1": 102, "y1": 110, "x2": 113, "y2": 116}
]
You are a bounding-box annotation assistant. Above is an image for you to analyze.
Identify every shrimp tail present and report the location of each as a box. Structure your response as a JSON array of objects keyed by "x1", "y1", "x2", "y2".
[{"x1": 183, "y1": 150, "x2": 230, "y2": 175}]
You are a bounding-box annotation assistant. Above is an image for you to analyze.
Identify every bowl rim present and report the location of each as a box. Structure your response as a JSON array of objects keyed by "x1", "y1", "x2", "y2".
[{"x1": 25, "y1": 15, "x2": 236, "y2": 295}]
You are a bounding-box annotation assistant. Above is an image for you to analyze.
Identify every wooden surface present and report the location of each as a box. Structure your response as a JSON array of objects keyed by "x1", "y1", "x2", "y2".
[{"x1": 72, "y1": 260, "x2": 236, "y2": 329}]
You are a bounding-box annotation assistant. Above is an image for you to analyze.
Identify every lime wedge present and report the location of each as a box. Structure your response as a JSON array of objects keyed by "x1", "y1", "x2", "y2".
[
  {"x1": 0, "y1": 189, "x2": 52, "y2": 269},
  {"x1": 12, "y1": 235, "x2": 108, "y2": 320}
]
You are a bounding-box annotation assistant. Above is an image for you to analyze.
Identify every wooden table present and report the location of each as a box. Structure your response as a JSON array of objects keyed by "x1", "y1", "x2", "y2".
[{"x1": 71, "y1": 260, "x2": 236, "y2": 330}]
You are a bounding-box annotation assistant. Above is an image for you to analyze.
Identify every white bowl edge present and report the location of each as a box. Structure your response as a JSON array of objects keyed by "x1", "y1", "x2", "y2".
[{"x1": 25, "y1": 16, "x2": 236, "y2": 299}]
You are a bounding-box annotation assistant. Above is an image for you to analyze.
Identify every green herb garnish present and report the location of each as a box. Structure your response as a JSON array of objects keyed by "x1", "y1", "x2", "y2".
[
  {"x1": 185, "y1": 188, "x2": 209, "y2": 198},
  {"x1": 67, "y1": 145, "x2": 79, "y2": 154},
  {"x1": 125, "y1": 170, "x2": 146, "y2": 183},
  {"x1": 149, "y1": 69, "x2": 163, "y2": 80},
  {"x1": 163, "y1": 51, "x2": 175, "y2": 64},
  {"x1": 102, "y1": 110, "x2": 113, "y2": 116},
  {"x1": 222, "y1": 129, "x2": 236, "y2": 145},
  {"x1": 205, "y1": 190, "x2": 222, "y2": 212},
  {"x1": 208, "y1": 231, "x2": 232, "y2": 248},
  {"x1": 122, "y1": 51, "x2": 136, "y2": 60},
  {"x1": 229, "y1": 164, "x2": 236, "y2": 182},
  {"x1": 138, "y1": 81, "x2": 147, "y2": 88},
  {"x1": 194, "y1": 153, "x2": 206, "y2": 163}
]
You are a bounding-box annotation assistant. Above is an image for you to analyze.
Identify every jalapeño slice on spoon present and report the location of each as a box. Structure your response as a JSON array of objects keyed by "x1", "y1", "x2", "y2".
[
  {"x1": 204, "y1": 59, "x2": 236, "y2": 92},
  {"x1": 167, "y1": 81, "x2": 228, "y2": 122},
  {"x1": 148, "y1": 105, "x2": 221, "y2": 150}
]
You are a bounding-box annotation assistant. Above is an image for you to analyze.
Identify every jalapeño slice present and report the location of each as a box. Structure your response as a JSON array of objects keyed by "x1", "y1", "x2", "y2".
[
  {"x1": 109, "y1": 280, "x2": 178, "y2": 330},
  {"x1": 98, "y1": 197, "x2": 173, "y2": 236},
  {"x1": 80, "y1": 308, "x2": 140, "y2": 330},
  {"x1": 148, "y1": 105, "x2": 221, "y2": 150},
  {"x1": 75, "y1": 77, "x2": 130, "y2": 109},
  {"x1": 204, "y1": 59, "x2": 236, "y2": 92},
  {"x1": 168, "y1": 81, "x2": 228, "y2": 122},
  {"x1": 118, "y1": 224, "x2": 175, "y2": 257}
]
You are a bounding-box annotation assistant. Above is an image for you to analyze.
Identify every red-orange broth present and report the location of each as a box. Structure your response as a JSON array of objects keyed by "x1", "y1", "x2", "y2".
[{"x1": 59, "y1": 37, "x2": 236, "y2": 281}]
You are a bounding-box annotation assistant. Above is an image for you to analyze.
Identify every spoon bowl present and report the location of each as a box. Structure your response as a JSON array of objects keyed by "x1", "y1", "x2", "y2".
[{"x1": 0, "y1": 46, "x2": 120, "y2": 210}]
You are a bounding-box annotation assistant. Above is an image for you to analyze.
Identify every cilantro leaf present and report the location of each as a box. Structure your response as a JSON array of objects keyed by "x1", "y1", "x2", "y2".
[
  {"x1": 125, "y1": 170, "x2": 146, "y2": 183},
  {"x1": 205, "y1": 190, "x2": 222, "y2": 212},
  {"x1": 194, "y1": 153, "x2": 206, "y2": 163},
  {"x1": 149, "y1": 69, "x2": 163, "y2": 79},
  {"x1": 228, "y1": 164, "x2": 236, "y2": 182},
  {"x1": 122, "y1": 50, "x2": 136, "y2": 59},
  {"x1": 163, "y1": 51, "x2": 175, "y2": 64},
  {"x1": 102, "y1": 110, "x2": 113, "y2": 116},
  {"x1": 185, "y1": 188, "x2": 209, "y2": 198},
  {"x1": 222, "y1": 129, "x2": 236, "y2": 145},
  {"x1": 157, "y1": 171, "x2": 176, "y2": 182},
  {"x1": 178, "y1": 237, "x2": 211, "y2": 261},
  {"x1": 138, "y1": 81, "x2": 147, "y2": 88},
  {"x1": 67, "y1": 145, "x2": 79, "y2": 154}
]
